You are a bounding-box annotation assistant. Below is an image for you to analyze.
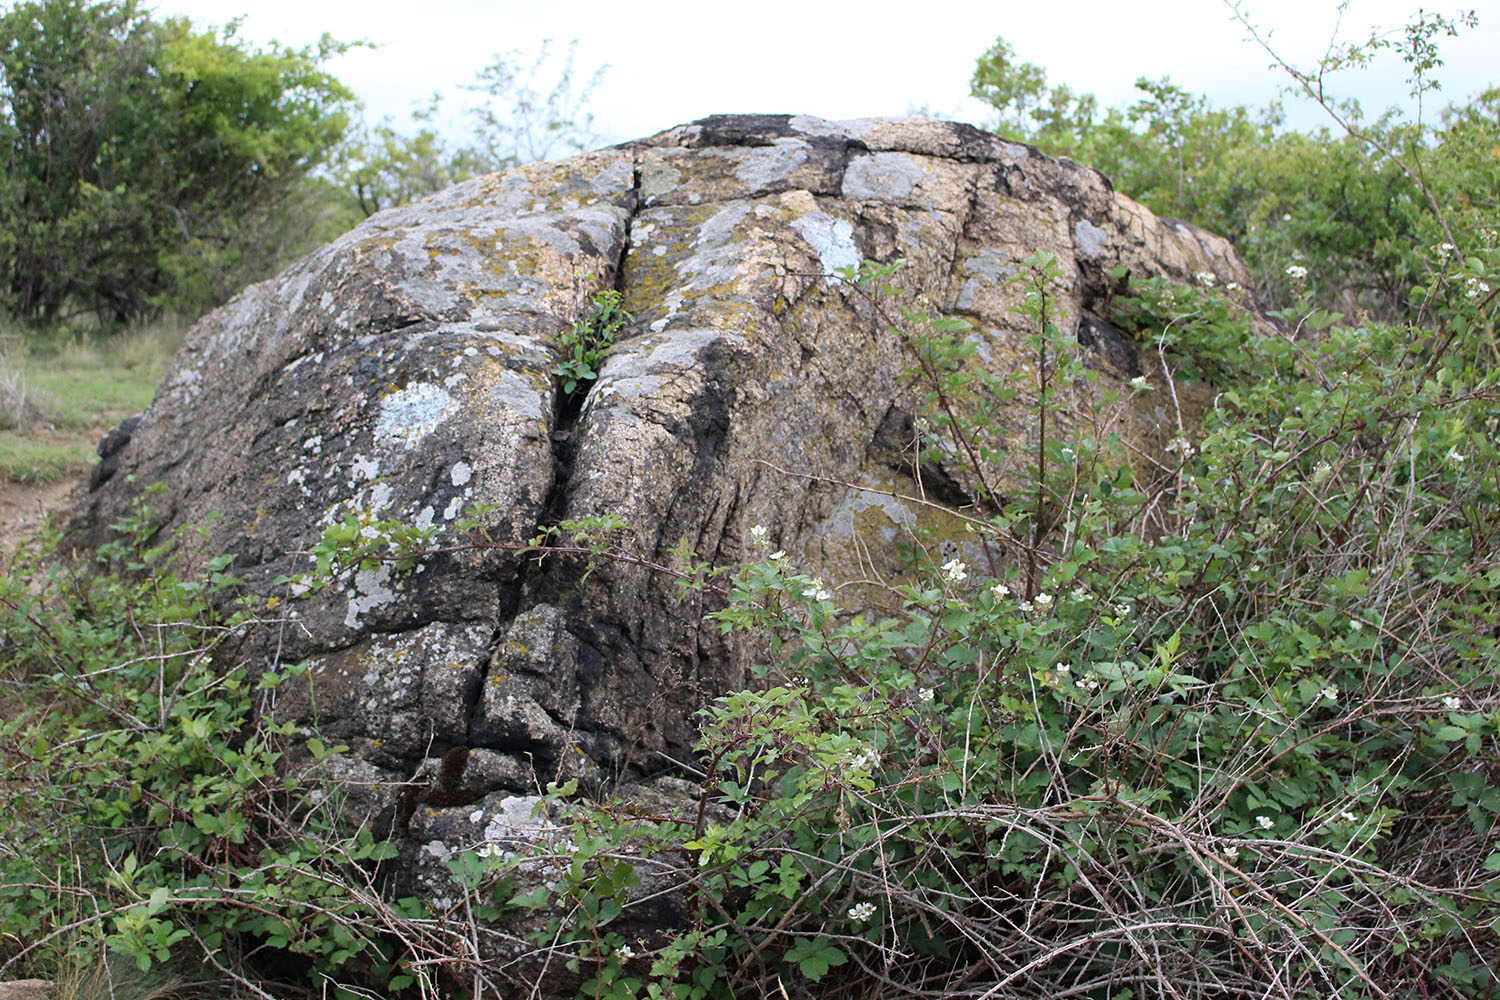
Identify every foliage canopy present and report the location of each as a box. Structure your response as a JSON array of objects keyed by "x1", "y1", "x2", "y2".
[
  {"x1": 0, "y1": 0, "x2": 357, "y2": 323},
  {"x1": 968, "y1": 13, "x2": 1499, "y2": 322}
]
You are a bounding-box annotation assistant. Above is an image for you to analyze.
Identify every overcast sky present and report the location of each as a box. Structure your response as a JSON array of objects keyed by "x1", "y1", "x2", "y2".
[{"x1": 152, "y1": 0, "x2": 1495, "y2": 145}]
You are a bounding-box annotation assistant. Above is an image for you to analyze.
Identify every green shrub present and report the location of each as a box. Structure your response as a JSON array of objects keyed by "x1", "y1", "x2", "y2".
[
  {"x1": 0, "y1": 494, "x2": 421, "y2": 996},
  {"x1": 556, "y1": 287, "x2": 632, "y2": 399}
]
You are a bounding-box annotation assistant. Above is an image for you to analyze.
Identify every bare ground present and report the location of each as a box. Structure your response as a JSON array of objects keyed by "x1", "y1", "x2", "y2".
[{"x1": 0, "y1": 474, "x2": 81, "y2": 553}]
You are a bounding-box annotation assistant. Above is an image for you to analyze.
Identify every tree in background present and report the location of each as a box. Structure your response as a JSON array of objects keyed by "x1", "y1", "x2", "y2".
[
  {"x1": 0, "y1": 0, "x2": 357, "y2": 325},
  {"x1": 969, "y1": 11, "x2": 1497, "y2": 321},
  {"x1": 333, "y1": 39, "x2": 608, "y2": 219}
]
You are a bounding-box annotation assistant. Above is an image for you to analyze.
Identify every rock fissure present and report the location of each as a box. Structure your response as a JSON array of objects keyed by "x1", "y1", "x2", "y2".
[{"x1": 450, "y1": 164, "x2": 649, "y2": 781}]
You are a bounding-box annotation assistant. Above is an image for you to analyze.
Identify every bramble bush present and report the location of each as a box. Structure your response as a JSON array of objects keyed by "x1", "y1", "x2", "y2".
[
  {"x1": 0, "y1": 492, "x2": 470, "y2": 997},
  {"x1": 442, "y1": 243, "x2": 1498, "y2": 999}
]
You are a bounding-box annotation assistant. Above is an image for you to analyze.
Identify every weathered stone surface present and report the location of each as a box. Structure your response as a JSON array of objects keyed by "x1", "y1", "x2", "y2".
[
  {"x1": 68, "y1": 112, "x2": 1260, "y2": 844},
  {"x1": 0, "y1": 981, "x2": 52, "y2": 1000}
]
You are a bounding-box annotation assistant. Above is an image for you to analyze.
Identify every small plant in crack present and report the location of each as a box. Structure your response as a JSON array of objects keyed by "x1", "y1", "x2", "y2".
[{"x1": 556, "y1": 286, "x2": 632, "y2": 398}]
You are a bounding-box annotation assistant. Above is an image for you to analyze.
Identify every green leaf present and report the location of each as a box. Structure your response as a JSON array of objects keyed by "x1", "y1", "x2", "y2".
[{"x1": 785, "y1": 939, "x2": 847, "y2": 982}]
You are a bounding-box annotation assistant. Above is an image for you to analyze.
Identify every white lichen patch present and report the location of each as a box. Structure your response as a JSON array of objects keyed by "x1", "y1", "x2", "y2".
[
  {"x1": 631, "y1": 222, "x2": 657, "y2": 248},
  {"x1": 374, "y1": 382, "x2": 460, "y2": 449},
  {"x1": 640, "y1": 160, "x2": 683, "y2": 203},
  {"x1": 648, "y1": 200, "x2": 753, "y2": 315},
  {"x1": 649, "y1": 287, "x2": 687, "y2": 334},
  {"x1": 481, "y1": 795, "x2": 552, "y2": 843},
  {"x1": 1074, "y1": 219, "x2": 1108, "y2": 258},
  {"x1": 786, "y1": 114, "x2": 876, "y2": 141},
  {"x1": 485, "y1": 370, "x2": 546, "y2": 422},
  {"x1": 349, "y1": 453, "x2": 380, "y2": 481},
  {"x1": 734, "y1": 138, "x2": 810, "y2": 192},
  {"x1": 843, "y1": 151, "x2": 931, "y2": 202},
  {"x1": 791, "y1": 211, "x2": 860, "y2": 283},
  {"x1": 956, "y1": 247, "x2": 1018, "y2": 311},
  {"x1": 589, "y1": 156, "x2": 634, "y2": 196},
  {"x1": 450, "y1": 461, "x2": 472, "y2": 487},
  {"x1": 367, "y1": 482, "x2": 394, "y2": 513},
  {"x1": 345, "y1": 562, "x2": 398, "y2": 628},
  {"x1": 963, "y1": 246, "x2": 1013, "y2": 283}
]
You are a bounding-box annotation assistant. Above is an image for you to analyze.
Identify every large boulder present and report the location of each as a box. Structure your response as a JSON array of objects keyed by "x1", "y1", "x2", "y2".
[{"x1": 67, "y1": 113, "x2": 1254, "y2": 825}]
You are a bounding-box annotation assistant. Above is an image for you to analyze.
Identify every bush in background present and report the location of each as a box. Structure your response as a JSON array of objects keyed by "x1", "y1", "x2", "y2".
[
  {"x1": 968, "y1": 11, "x2": 1498, "y2": 323},
  {"x1": 0, "y1": 0, "x2": 357, "y2": 324}
]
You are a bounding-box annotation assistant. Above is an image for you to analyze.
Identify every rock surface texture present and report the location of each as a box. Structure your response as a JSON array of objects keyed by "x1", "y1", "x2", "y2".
[{"x1": 68, "y1": 114, "x2": 1254, "y2": 873}]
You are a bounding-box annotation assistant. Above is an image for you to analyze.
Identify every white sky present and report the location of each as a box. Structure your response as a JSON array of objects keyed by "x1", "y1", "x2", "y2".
[{"x1": 151, "y1": 0, "x2": 1496, "y2": 146}]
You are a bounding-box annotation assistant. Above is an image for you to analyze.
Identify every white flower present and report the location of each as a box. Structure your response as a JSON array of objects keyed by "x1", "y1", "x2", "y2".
[
  {"x1": 941, "y1": 558, "x2": 969, "y2": 583},
  {"x1": 1435, "y1": 242, "x2": 1456, "y2": 258},
  {"x1": 1256, "y1": 815, "x2": 1274, "y2": 831},
  {"x1": 1078, "y1": 676, "x2": 1101, "y2": 692},
  {"x1": 1034, "y1": 592, "x2": 1053, "y2": 607},
  {"x1": 615, "y1": 945, "x2": 636, "y2": 962},
  {"x1": 1311, "y1": 461, "x2": 1332, "y2": 483},
  {"x1": 1338, "y1": 810, "x2": 1358, "y2": 823},
  {"x1": 1017, "y1": 600, "x2": 1033, "y2": 614},
  {"x1": 1223, "y1": 844, "x2": 1240, "y2": 860},
  {"x1": 990, "y1": 582, "x2": 1011, "y2": 599},
  {"x1": 1195, "y1": 271, "x2": 1216, "y2": 287},
  {"x1": 848, "y1": 901, "x2": 877, "y2": 921},
  {"x1": 1165, "y1": 436, "x2": 1196, "y2": 458},
  {"x1": 476, "y1": 842, "x2": 504, "y2": 859},
  {"x1": 1465, "y1": 277, "x2": 1491, "y2": 299},
  {"x1": 1071, "y1": 587, "x2": 1092, "y2": 602},
  {"x1": 1226, "y1": 282, "x2": 1242, "y2": 292},
  {"x1": 750, "y1": 524, "x2": 769, "y2": 548},
  {"x1": 1285, "y1": 264, "x2": 1308, "y2": 280},
  {"x1": 849, "y1": 746, "x2": 880, "y2": 772},
  {"x1": 1056, "y1": 664, "x2": 1071, "y2": 675},
  {"x1": 1113, "y1": 603, "x2": 1130, "y2": 618},
  {"x1": 1446, "y1": 447, "x2": 1465, "y2": 466},
  {"x1": 1443, "y1": 695, "x2": 1462, "y2": 711},
  {"x1": 1129, "y1": 375, "x2": 1154, "y2": 392},
  {"x1": 1281, "y1": 213, "x2": 1292, "y2": 222},
  {"x1": 802, "y1": 581, "x2": 833, "y2": 602},
  {"x1": 769, "y1": 549, "x2": 786, "y2": 561},
  {"x1": 1349, "y1": 620, "x2": 1363, "y2": 632},
  {"x1": 1321, "y1": 686, "x2": 1338, "y2": 703},
  {"x1": 917, "y1": 687, "x2": 935, "y2": 703}
]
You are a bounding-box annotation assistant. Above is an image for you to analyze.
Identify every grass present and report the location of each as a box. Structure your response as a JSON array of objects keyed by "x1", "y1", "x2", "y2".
[
  {"x1": 0, "y1": 434, "x2": 96, "y2": 484},
  {"x1": 0, "y1": 319, "x2": 183, "y2": 483}
]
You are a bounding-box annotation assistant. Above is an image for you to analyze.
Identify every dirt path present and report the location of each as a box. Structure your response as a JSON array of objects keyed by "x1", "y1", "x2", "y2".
[{"x1": 1, "y1": 475, "x2": 82, "y2": 553}]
